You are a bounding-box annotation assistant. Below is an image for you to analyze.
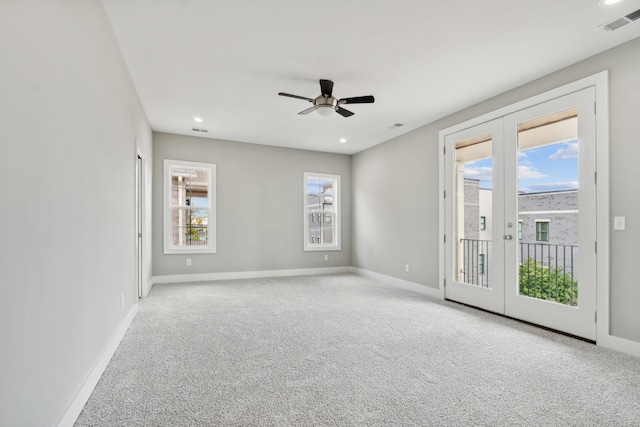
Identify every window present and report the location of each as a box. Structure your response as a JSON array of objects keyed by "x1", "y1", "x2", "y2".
[
  {"x1": 478, "y1": 254, "x2": 485, "y2": 274},
  {"x1": 480, "y1": 216, "x2": 486, "y2": 230},
  {"x1": 304, "y1": 172, "x2": 340, "y2": 251},
  {"x1": 536, "y1": 220, "x2": 549, "y2": 242},
  {"x1": 164, "y1": 159, "x2": 216, "y2": 254}
]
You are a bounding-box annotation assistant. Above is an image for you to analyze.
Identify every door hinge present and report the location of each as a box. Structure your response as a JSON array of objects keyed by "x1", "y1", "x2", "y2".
[
  {"x1": 595, "y1": 311, "x2": 597, "y2": 323},
  {"x1": 595, "y1": 171, "x2": 597, "y2": 184},
  {"x1": 444, "y1": 234, "x2": 446, "y2": 243},
  {"x1": 595, "y1": 241, "x2": 597, "y2": 253},
  {"x1": 594, "y1": 102, "x2": 596, "y2": 115},
  {"x1": 444, "y1": 278, "x2": 447, "y2": 288},
  {"x1": 444, "y1": 190, "x2": 446, "y2": 199},
  {"x1": 443, "y1": 146, "x2": 446, "y2": 155}
]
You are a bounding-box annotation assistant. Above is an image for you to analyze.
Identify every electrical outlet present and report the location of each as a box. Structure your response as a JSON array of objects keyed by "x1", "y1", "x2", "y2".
[
  {"x1": 187, "y1": 258, "x2": 192, "y2": 266},
  {"x1": 324, "y1": 254, "x2": 329, "y2": 261},
  {"x1": 405, "y1": 264, "x2": 410, "y2": 273}
]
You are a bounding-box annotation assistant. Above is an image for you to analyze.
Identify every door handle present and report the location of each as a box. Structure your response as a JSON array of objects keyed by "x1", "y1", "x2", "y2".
[{"x1": 504, "y1": 234, "x2": 513, "y2": 240}]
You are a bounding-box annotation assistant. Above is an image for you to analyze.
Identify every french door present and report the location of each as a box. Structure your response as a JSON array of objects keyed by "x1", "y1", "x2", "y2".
[{"x1": 444, "y1": 88, "x2": 596, "y2": 340}]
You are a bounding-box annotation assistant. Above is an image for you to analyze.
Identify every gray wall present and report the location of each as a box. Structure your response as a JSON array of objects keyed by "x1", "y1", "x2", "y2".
[
  {"x1": 0, "y1": 1, "x2": 152, "y2": 425},
  {"x1": 153, "y1": 133, "x2": 352, "y2": 276},
  {"x1": 353, "y1": 130, "x2": 438, "y2": 284},
  {"x1": 353, "y1": 36, "x2": 640, "y2": 343}
]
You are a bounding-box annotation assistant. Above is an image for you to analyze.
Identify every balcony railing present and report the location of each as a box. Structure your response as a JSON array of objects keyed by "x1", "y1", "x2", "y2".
[
  {"x1": 172, "y1": 224, "x2": 208, "y2": 246},
  {"x1": 519, "y1": 242, "x2": 578, "y2": 306},
  {"x1": 459, "y1": 239, "x2": 578, "y2": 306},
  {"x1": 459, "y1": 239, "x2": 492, "y2": 288}
]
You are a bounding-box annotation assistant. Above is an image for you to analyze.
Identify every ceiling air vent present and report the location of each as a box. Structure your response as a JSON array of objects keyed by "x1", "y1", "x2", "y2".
[
  {"x1": 601, "y1": 8, "x2": 640, "y2": 31},
  {"x1": 389, "y1": 123, "x2": 404, "y2": 130},
  {"x1": 626, "y1": 9, "x2": 640, "y2": 21},
  {"x1": 192, "y1": 128, "x2": 208, "y2": 133}
]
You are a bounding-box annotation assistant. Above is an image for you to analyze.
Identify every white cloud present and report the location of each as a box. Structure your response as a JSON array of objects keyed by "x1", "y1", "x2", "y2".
[
  {"x1": 463, "y1": 166, "x2": 493, "y2": 181},
  {"x1": 520, "y1": 181, "x2": 579, "y2": 193},
  {"x1": 549, "y1": 142, "x2": 578, "y2": 161},
  {"x1": 518, "y1": 164, "x2": 548, "y2": 179}
]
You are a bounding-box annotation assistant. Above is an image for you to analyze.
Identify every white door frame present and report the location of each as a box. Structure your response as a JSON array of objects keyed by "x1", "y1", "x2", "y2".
[
  {"x1": 502, "y1": 87, "x2": 596, "y2": 340},
  {"x1": 443, "y1": 118, "x2": 505, "y2": 314},
  {"x1": 439, "y1": 72, "x2": 611, "y2": 346},
  {"x1": 135, "y1": 150, "x2": 145, "y2": 299}
]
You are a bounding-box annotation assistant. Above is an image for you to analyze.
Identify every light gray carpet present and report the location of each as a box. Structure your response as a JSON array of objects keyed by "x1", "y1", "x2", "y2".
[{"x1": 76, "y1": 273, "x2": 640, "y2": 426}]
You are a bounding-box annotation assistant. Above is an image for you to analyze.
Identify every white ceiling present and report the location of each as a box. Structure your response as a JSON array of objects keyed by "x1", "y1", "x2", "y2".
[{"x1": 101, "y1": 0, "x2": 640, "y2": 155}]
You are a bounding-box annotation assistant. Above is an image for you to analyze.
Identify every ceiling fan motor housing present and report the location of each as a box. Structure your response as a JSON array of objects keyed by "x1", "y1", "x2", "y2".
[{"x1": 316, "y1": 96, "x2": 338, "y2": 108}]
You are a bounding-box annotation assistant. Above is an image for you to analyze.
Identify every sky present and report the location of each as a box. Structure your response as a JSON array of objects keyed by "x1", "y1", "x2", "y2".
[
  {"x1": 463, "y1": 139, "x2": 579, "y2": 193},
  {"x1": 306, "y1": 179, "x2": 334, "y2": 196}
]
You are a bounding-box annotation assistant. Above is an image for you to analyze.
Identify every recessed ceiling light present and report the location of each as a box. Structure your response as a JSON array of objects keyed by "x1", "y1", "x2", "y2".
[
  {"x1": 339, "y1": 138, "x2": 347, "y2": 143},
  {"x1": 600, "y1": 0, "x2": 623, "y2": 5},
  {"x1": 194, "y1": 117, "x2": 203, "y2": 123}
]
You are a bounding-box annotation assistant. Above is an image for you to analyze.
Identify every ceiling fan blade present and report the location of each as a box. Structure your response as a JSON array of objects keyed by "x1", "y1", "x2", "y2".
[
  {"x1": 279, "y1": 92, "x2": 314, "y2": 102},
  {"x1": 336, "y1": 107, "x2": 354, "y2": 117},
  {"x1": 339, "y1": 95, "x2": 375, "y2": 104},
  {"x1": 319, "y1": 79, "x2": 334, "y2": 97},
  {"x1": 298, "y1": 106, "x2": 317, "y2": 115}
]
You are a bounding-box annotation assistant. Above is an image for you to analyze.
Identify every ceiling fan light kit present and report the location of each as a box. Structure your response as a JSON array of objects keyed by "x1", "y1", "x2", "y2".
[{"x1": 279, "y1": 79, "x2": 374, "y2": 118}]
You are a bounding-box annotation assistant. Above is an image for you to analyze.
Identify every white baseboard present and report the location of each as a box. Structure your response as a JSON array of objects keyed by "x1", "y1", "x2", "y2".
[
  {"x1": 57, "y1": 304, "x2": 138, "y2": 427},
  {"x1": 143, "y1": 277, "x2": 154, "y2": 297},
  {"x1": 352, "y1": 267, "x2": 442, "y2": 299},
  {"x1": 151, "y1": 266, "x2": 353, "y2": 285},
  {"x1": 598, "y1": 332, "x2": 640, "y2": 359}
]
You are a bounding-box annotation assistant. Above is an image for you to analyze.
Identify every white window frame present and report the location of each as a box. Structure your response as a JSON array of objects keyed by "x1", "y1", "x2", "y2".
[
  {"x1": 303, "y1": 172, "x2": 341, "y2": 251},
  {"x1": 163, "y1": 159, "x2": 216, "y2": 254}
]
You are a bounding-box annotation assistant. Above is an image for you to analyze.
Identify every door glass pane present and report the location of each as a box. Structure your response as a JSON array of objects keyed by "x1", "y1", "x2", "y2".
[
  {"x1": 454, "y1": 135, "x2": 493, "y2": 288},
  {"x1": 517, "y1": 108, "x2": 579, "y2": 306}
]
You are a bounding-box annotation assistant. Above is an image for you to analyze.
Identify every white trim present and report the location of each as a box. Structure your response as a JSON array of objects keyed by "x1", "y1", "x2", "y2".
[
  {"x1": 303, "y1": 172, "x2": 341, "y2": 251},
  {"x1": 353, "y1": 268, "x2": 441, "y2": 299},
  {"x1": 439, "y1": 72, "x2": 607, "y2": 136},
  {"x1": 163, "y1": 159, "x2": 217, "y2": 254},
  {"x1": 593, "y1": 71, "x2": 613, "y2": 352},
  {"x1": 135, "y1": 148, "x2": 145, "y2": 300},
  {"x1": 597, "y1": 333, "x2": 640, "y2": 359},
  {"x1": 142, "y1": 277, "x2": 154, "y2": 297},
  {"x1": 152, "y1": 266, "x2": 353, "y2": 284},
  {"x1": 56, "y1": 304, "x2": 138, "y2": 427},
  {"x1": 438, "y1": 133, "x2": 447, "y2": 300},
  {"x1": 438, "y1": 71, "x2": 623, "y2": 350}
]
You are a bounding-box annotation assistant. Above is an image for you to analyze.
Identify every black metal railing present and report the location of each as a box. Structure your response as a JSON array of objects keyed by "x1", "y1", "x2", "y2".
[
  {"x1": 459, "y1": 238, "x2": 492, "y2": 288},
  {"x1": 184, "y1": 224, "x2": 208, "y2": 246},
  {"x1": 459, "y1": 239, "x2": 578, "y2": 306},
  {"x1": 519, "y1": 242, "x2": 578, "y2": 306}
]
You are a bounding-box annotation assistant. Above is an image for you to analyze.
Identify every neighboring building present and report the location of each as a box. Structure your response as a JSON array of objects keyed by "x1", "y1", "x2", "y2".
[
  {"x1": 307, "y1": 194, "x2": 334, "y2": 244},
  {"x1": 461, "y1": 179, "x2": 578, "y2": 286},
  {"x1": 518, "y1": 190, "x2": 578, "y2": 245}
]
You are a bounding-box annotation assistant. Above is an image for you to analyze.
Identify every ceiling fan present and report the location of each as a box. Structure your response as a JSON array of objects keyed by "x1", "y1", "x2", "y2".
[{"x1": 278, "y1": 79, "x2": 375, "y2": 117}]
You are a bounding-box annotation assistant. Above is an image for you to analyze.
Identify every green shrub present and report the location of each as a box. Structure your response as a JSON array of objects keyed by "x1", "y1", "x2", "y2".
[{"x1": 519, "y1": 259, "x2": 578, "y2": 306}]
